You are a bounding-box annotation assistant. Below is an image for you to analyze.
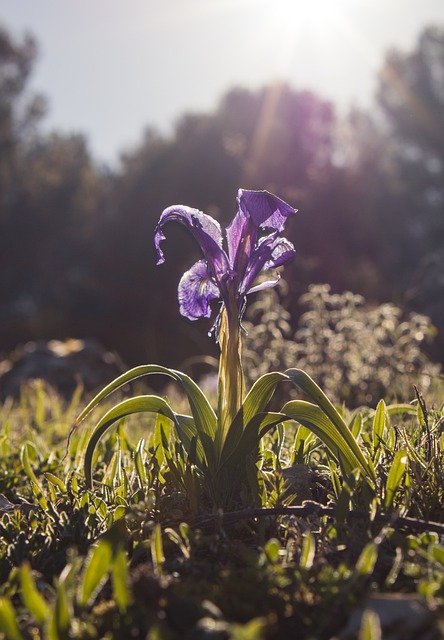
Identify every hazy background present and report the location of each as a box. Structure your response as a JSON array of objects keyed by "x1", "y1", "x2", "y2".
[
  {"x1": 1, "y1": 1, "x2": 444, "y2": 374},
  {"x1": 2, "y1": 0, "x2": 444, "y2": 165}
]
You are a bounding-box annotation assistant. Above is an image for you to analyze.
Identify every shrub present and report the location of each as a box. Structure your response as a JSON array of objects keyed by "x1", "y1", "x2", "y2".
[{"x1": 243, "y1": 283, "x2": 441, "y2": 407}]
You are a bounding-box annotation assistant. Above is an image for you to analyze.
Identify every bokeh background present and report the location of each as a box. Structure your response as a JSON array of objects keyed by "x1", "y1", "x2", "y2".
[{"x1": 1, "y1": 0, "x2": 444, "y2": 373}]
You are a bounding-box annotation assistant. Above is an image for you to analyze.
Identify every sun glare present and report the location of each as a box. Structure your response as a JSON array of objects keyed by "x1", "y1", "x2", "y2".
[{"x1": 239, "y1": 0, "x2": 377, "y2": 106}]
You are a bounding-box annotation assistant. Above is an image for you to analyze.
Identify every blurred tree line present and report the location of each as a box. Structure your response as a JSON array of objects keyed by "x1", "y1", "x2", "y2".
[{"x1": 1, "y1": 23, "x2": 444, "y2": 368}]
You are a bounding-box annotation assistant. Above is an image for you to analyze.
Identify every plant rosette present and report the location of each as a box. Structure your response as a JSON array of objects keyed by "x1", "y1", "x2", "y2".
[{"x1": 73, "y1": 189, "x2": 375, "y2": 508}]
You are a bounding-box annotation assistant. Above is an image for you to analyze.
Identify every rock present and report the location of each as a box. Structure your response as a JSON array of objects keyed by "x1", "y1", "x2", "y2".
[
  {"x1": 0, "y1": 338, "x2": 123, "y2": 400},
  {"x1": 339, "y1": 593, "x2": 434, "y2": 639},
  {"x1": 281, "y1": 464, "x2": 315, "y2": 504},
  {"x1": 0, "y1": 493, "x2": 37, "y2": 516}
]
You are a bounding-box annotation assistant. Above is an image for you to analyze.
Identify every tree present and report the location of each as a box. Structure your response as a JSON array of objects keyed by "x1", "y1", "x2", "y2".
[
  {"x1": 0, "y1": 24, "x2": 109, "y2": 355},
  {"x1": 376, "y1": 26, "x2": 444, "y2": 269}
]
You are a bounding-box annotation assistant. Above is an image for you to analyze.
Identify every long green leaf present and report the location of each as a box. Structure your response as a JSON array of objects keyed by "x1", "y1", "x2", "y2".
[
  {"x1": 151, "y1": 524, "x2": 165, "y2": 577},
  {"x1": 241, "y1": 372, "x2": 289, "y2": 426},
  {"x1": 20, "y1": 562, "x2": 49, "y2": 625},
  {"x1": 300, "y1": 533, "x2": 316, "y2": 570},
  {"x1": 48, "y1": 579, "x2": 71, "y2": 640},
  {"x1": 224, "y1": 411, "x2": 287, "y2": 466},
  {"x1": 387, "y1": 403, "x2": 416, "y2": 417},
  {"x1": 373, "y1": 399, "x2": 387, "y2": 461},
  {"x1": 83, "y1": 395, "x2": 200, "y2": 488},
  {"x1": 385, "y1": 449, "x2": 408, "y2": 509},
  {"x1": 282, "y1": 401, "x2": 369, "y2": 477},
  {"x1": 72, "y1": 364, "x2": 217, "y2": 446},
  {"x1": 284, "y1": 369, "x2": 375, "y2": 481},
  {"x1": 0, "y1": 598, "x2": 24, "y2": 640},
  {"x1": 111, "y1": 549, "x2": 131, "y2": 612},
  {"x1": 80, "y1": 540, "x2": 113, "y2": 607},
  {"x1": 20, "y1": 444, "x2": 48, "y2": 510},
  {"x1": 221, "y1": 372, "x2": 288, "y2": 461},
  {"x1": 355, "y1": 542, "x2": 378, "y2": 576}
]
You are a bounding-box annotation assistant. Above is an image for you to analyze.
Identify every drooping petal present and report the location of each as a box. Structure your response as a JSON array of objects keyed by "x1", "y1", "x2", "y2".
[
  {"x1": 154, "y1": 205, "x2": 229, "y2": 278},
  {"x1": 178, "y1": 260, "x2": 220, "y2": 321},
  {"x1": 238, "y1": 189, "x2": 297, "y2": 232},
  {"x1": 247, "y1": 276, "x2": 281, "y2": 295}
]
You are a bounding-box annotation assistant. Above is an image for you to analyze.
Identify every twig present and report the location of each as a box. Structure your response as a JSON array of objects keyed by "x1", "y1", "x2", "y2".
[{"x1": 171, "y1": 501, "x2": 444, "y2": 535}]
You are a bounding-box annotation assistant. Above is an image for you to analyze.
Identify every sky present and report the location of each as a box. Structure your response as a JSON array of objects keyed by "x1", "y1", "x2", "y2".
[{"x1": 1, "y1": 0, "x2": 444, "y2": 166}]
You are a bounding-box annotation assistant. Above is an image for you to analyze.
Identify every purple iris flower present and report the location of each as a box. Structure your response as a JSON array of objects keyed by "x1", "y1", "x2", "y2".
[{"x1": 154, "y1": 189, "x2": 297, "y2": 333}]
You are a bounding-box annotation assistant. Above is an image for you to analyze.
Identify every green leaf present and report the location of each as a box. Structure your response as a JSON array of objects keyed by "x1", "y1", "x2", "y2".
[
  {"x1": 111, "y1": 549, "x2": 131, "y2": 612},
  {"x1": 328, "y1": 460, "x2": 342, "y2": 500},
  {"x1": 284, "y1": 369, "x2": 375, "y2": 482},
  {"x1": 385, "y1": 449, "x2": 408, "y2": 509},
  {"x1": 355, "y1": 542, "x2": 378, "y2": 577},
  {"x1": 359, "y1": 609, "x2": 382, "y2": 640},
  {"x1": 221, "y1": 411, "x2": 286, "y2": 468},
  {"x1": 281, "y1": 400, "x2": 367, "y2": 477},
  {"x1": 151, "y1": 524, "x2": 164, "y2": 577},
  {"x1": 221, "y1": 372, "x2": 288, "y2": 462},
  {"x1": 0, "y1": 598, "x2": 24, "y2": 640},
  {"x1": 300, "y1": 533, "x2": 316, "y2": 570},
  {"x1": 80, "y1": 540, "x2": 113, "y2": 607},
  {"x1": 241, "y1": 372, "x2": 289, "y2": 425},
  {"x1": 350, "y1": 412, "x2": 362, "y2": 439},
  {"x1": 134, "y1": 438, "x2": 147, "y2": 485},
  {"x1": 263, "y1": 538, "x2": 280, "y2": 563},
  {"x1": 429, "y1": 543, "x2": 444, "y2": 566},
  {"x1": 386, "y1": 403, "x2": 416, "y2": 418},
  {"x1": 373, "y1": 400, "x2": 387, "y2": 461},
  {"x1": 176, "y1": 414, "x2": 209, "y2": 469},
  {"x1": 48, "y1": 578, "x2": 71, "y2": 640},
  {"x1": 20, "y1": 444, "x2": 48, "y2": 510},
  {"x1": 83, "y1": 395, "x2": 199, "y2": 488},
  {"x1": 20, "y1": 562, "x2": 49, "y2": 625},
  {"x1": 290, "y1": 425, "x2": 316, "y2": 465},
  {"x1": 44, "y1": 473, "x2": 67, "y2": 493},
  {"x1": 72, "y1": 364, "x2": 216, "y2": 445},
  {"x1": 335, "y1": 469, "x2": 360, "y2": 523}
]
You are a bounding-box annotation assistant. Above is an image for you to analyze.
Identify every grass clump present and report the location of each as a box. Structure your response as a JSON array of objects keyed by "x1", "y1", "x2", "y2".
[{"x1": 0, "y1": 379, "x2": 443, "y2": 638}]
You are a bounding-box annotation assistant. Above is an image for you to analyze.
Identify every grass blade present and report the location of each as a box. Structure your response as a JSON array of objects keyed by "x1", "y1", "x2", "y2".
[
  {"x1": 220, "y1": 372, "x2": 288, "y2": 462},
  {"x1": 80, "y1": 540, "x2": 113, "y2": 607},
  {"x1": 385, "y1": 449, "x2": 408, "y2": 509},
  {"x1": 282, "y1": 400, "x2": 370, "y2": 478},
  {"x1": 20, "y1": 562, "x2": 49, "y2": 625},
  {"x1": 111, "y1": 549, "x2": 131, "y2": 612},
  {"x1": 285, "y1": 369, "x2": 375, "y2": 481},
  {"x1": 20, "y1": 444, "x2": 48, "y2": 510},
  {"x1": 72, "y1": 364, "x2": 216, "y2": 441},
  {"x1": 372, "y1": 400, "x2": 387, "y2": 463},
  {"x1": 0, "y1": 598, "x2": 24, "y2": 640},
  {"x1": 83, "y1": 395, "x2": 197, "y2": 488},
  {"x1": 151, "y1": 524, "x2": 165, "y2": 577}
]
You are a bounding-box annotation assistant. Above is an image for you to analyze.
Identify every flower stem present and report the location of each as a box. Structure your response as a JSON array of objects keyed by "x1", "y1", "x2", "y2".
[{"x1": 216, "y1": 303, "x2": 245, "y2": 455}]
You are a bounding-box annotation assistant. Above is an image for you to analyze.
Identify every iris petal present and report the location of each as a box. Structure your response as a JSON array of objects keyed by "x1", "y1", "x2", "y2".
[
  {"x1": 226, "y1": 206, "x2": 253, "y2": 271},
  {"x1": 154, "y1": 205, "x2": 229, "y2": 277},
  {"x1": 247, "y1": 276, "x2": 281, "y2": 294},
  {"x1": 178, "y1": 260, "x2": 220, "y2": 321},
  {"x1": 241, "y1": 234, "x2": 295, "y2": 296},
  {"x1": 226, "y1": 189, "x2": 297, "y2": 280},
  {"x1": 238, "y1": 189, "x2": 297, "y2": 233},
  {"x1": 263, "y1": 236, "x2": 295, "y2": 270}
]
